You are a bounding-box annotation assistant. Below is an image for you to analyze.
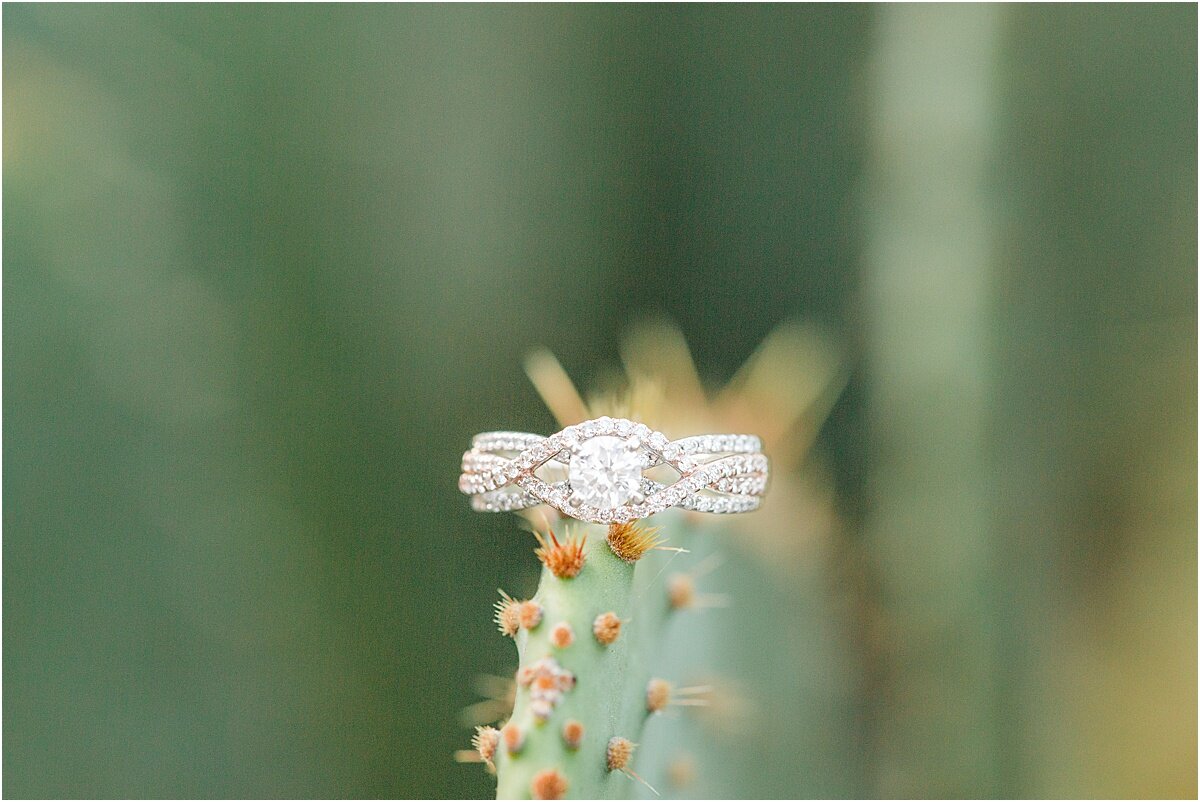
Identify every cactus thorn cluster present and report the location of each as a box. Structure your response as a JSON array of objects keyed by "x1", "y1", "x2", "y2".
[
  {"x1": 474, "y1": 726, "x2": 500, "y2": 771},
  {"x1": 646, "y1": 679, "x2": 713, "y2": 713},
  {"x1": 605, "y1": 521, "x2": 664, "y2": 563},
  {"x1": 494, "y1": 591, "x2": 521, "y2": 636},
  {"x1": 606, "y1": 737, "x2": 656, "y2": 795},
  {"x1": 454, "y1": 725, "x2": 502, "y2": 772},
  {"x1": 530, "y1": 769, "x2": 568, "y2": 800},
  {"x1": 591, "y1": 611, "x2": 621, "y2": 645},
  {"x1": 666, "y1": 755, "x2": 696, "y2": 789},
  {"x1": 533, "y1": 528, "x2": 586, "y2": 578},
  {"x1": 549, "y1": 622, "x2": 574, "y2": 649},
  {"x1": 666, "y1": 568, "x2": 728, "y2": 611},
  {"x1": 495, "y1": 591, "x2": 546, "y2": 636},
  {"x1": 501, "y1": 722, "x2": 525, "y2": 754},
  {"x1": 561, "y1": 720, "x2": 584, "y2": 750}
]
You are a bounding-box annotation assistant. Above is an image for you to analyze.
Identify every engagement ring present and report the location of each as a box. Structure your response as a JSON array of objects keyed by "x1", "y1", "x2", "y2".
[{"x1": 459, "y1": 416, "x2": 768, "y2": 524}]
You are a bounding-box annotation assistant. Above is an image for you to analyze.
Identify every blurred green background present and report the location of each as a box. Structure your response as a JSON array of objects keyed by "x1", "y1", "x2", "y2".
[{"x1": 4, "y1": 4, "x2": 1194, "y2": 798}]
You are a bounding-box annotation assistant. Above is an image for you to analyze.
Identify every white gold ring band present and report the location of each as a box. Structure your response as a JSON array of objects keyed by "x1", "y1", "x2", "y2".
[{"x1": 458, "y1": 416, "x2": 769, "y2": 524}]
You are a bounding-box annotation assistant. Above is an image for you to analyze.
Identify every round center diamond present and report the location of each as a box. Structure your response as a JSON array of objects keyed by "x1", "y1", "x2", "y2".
[{"x1": 568, "y1": 436, "x2": 642, "y2": 509}]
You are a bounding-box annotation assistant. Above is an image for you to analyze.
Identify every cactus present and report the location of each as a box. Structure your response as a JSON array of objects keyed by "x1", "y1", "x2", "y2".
[
  {"x1": 488, "y1": 522, "x2": 663, "y2": 799},
  {"x1": 458, "y1": 321, "x2": 848, "y2": 799}
]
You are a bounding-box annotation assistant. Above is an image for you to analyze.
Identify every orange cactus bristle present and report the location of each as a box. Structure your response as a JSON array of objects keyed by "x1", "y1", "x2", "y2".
[
  {"x1": 517, "y1": 600, "x2": 543, "y2": 630},
  {"x1": 501, "y1": 722, "x2": 524, "y2": 754},
  {"x1": 561, "y1": 719, "x2": 584, "y2": 750},
  {"x1": 459, "y1": 673, "x2": 516, "y2": 727},
  {"x1": 521, "y1": 657, "x2": 575, "y2": 722},
  {"x1": 606, "y1": 736, "x2": 635, "y2": 771},
  {"x1": 452, "y1": 747, "x2": 493, "y2": 772},
  {"x1": 534, "y1": 528, "x2": 587, "y2": 578},
  {"x1": 550, "y1": 621, "x2": 575, "y2": 648},
  {"x1": 472, "y1": 725, "x2": 500, "y2": 769},
  {"x1": 531, "y1": 768, "x2": 569, "y2": 800},
  {"x1": 666, "y1": 572, "x2": 728, "y2": 611},
  {"x1": 494, "y1": 590, "x2": 520, "y2": 636},
  {"x1": 605, "y1": 521, "x2": 663, "y2": 563},
  {"x1": 592, "y1": 611, "x2": 622, "y2": 645},
  {"x1": 647, "y1": 679, "x2": 713, "y2": 713},
  {"x1": 606, "y1": 735, "x2": 656, "y2": 793},
  {"x1": 667, "y1": 573, "x2": 695, "y2": 609},
  {"x1": 646, "y1": 678, "x2": 672, "y2": 713}
]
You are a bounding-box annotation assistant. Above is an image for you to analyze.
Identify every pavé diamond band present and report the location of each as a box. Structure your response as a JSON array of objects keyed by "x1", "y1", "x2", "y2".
[{"x1": 459, "y1": 416, "x2": 769, "y2": 524}]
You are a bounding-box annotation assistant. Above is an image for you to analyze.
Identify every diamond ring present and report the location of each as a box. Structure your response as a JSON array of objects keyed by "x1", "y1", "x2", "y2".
[{"x1": 458, "y1": 416, "x2": 769, "y2": 524}]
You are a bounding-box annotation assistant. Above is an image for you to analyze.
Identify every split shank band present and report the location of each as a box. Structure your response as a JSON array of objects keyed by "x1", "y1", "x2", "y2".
[{"x1": 459, "y1": 416, "x2": 769, "y2": 525}]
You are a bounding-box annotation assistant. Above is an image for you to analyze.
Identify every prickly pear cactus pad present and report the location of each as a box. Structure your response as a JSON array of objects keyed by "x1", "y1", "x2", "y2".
[{"x1": 492, "y1": 523, "x2": 663, "y2": 799}]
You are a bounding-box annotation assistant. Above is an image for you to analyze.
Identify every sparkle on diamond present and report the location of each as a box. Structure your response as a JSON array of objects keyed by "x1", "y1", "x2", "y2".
[{"x1": 568, "y1": 436, "x2": 642, "y2": 509}]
